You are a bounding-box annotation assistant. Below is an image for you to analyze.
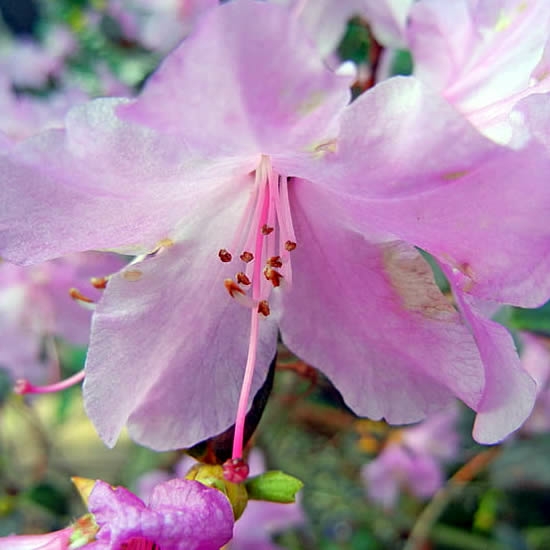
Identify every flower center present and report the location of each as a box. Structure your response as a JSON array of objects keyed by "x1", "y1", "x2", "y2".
[
  {"x1": 218, "y1": 155, "x2": 297, "y2": 468},
  {"x1": 219, "y1": 154, "x2": 296, "y2": 314}
]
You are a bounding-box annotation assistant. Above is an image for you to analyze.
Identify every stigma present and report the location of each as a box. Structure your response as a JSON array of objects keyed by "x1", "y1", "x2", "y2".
[{"x1": 219, "y1": 155, "x2": 297, "y2": 314}]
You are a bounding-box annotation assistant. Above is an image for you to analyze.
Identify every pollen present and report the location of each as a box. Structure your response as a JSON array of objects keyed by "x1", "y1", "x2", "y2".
[
  {"x1": 69, "y1": 287, "x2": 94, "y2": 303},
  {"x1": 257, "y1": 300, "x2": 270, "y2": 317},
  {"x1": 218, "y1": 248, "x2": 232, "y2": 262},
  {"x1": 264, "y1": 267, "x2": 283, "y2": 287},
  {"x1": 240, "y1": 251, "x2": 254, "y2": 263},
  {"x1": 236, "y1": 272, "x2": 251, "y2": 285},
  {"x1": 224, "y1": 278, "x2": 245, "y2": 298},
  {"x1": 285, "y1": 240, "x2": 297, "y2": 251},
  {"x1": 267, "y1": 256, "x2": 283, "y2": 268},
  {"x1": 261, "y1": 224, "x2": 274, "y2": 235},
  {"x1": 90, "y1": 276, "x2": 108, "y2": 289}
]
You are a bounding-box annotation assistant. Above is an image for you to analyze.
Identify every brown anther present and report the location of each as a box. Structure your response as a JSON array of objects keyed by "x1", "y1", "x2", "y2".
[
  {"x1": 267, "y1": 256, "x2": 283, "y2": 268},
  {"x1": 122, "y1": 269, "x2": 143, "y2": 282},
  {"x1": 258, "y1": 300, "x2": 270, "y2": 317},
  {"x1": 90, "y1": 276, "x2": 108, "y2": 289},
  {"x1": 240, "y1": 251, "x2": 254, "y2": 263},
  {"x1": 224, "y1": 278, "x2": 245, "y2": 298},
  {"x1": 261, "y1": 224, "x2": 274, "y2": 235},
  {"x1": 69, "y1": 288, "x2": 94, "y2": 304},
  {"x1": 285, "y1": 240, "x2": 297, "y2": 251},
  {"x1": 236, "y1": 272, "x2": 251, "y2": 285},
  {"x1": 218, "y1": 249, "x2": 232, "y2": 263},
  {"x1": 264, "y1": 267, "x2": 283, "y2": 287}
]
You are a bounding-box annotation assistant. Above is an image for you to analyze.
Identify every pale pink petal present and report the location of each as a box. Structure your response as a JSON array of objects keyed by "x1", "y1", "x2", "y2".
[
  {"x1": 0, "y1": 98, "x2": 246, "y2": 264},
  {"x1": 84, "y1": 191, "x2": 278, "y2": 450},
  {"x1": 121, "y1": 0, "x2": 351, "y2": 157},
  {"x1": 278, "y1": 179, "x2": 486, "y2": 426},
  {"x1": 310, "y1": 78, "x2": 550, "y2": 307},
  {"x1": 450, "y1": 283, "x2": 536, "y2": 443}
]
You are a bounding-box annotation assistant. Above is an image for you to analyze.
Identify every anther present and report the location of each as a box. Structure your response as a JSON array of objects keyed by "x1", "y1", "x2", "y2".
[
  {"x1": 267, "y1": 256, "x2": 283, "y2": 268},
  {"x1": 236, "y1": 272, "x2": 251, "y2": 285},
  {"x1": 90, "y1": 276, "x2": 108, "y2": 289},
  {"x1": 261, "y1": 224, "x2": 274, "y2": 235},
  {"x1": 258, "y1": 300, "x2": 270, "y2": 317},
  {"x1": 285, "y1": 241, "x2": 297, "y2": 251},
  {"x1": 218, "y1": 249, "x2": 232, "y2": 263},
  {"x1": 264, "y1": 267, "x2": 283, "y2": 287},
  {"x1": 69, "y1": 288, "x2": 94, "y2": 303},
  {"x1": 240, "y1": 251, "x2": 254, "y2": 263},
  {"x1": 224, "y1": 278, "x2": 245, "y2": 298}
]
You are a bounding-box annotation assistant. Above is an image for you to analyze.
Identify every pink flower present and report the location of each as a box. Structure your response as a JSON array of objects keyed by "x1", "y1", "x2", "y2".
[
  {"x1": 0, "y1": 478, "x2": 234, "y2": 550},
  {"x1": 0, "y1": 252, "x2": 122, "y2": 386},
  {"x1": 1, "y1": 0, "x2": 548, "y2": 454},
  {"x1": 362, "y1": 407, "x2": 459, "y2": 509},
  {"x1": 86, "y1": 479, "x2": 234, "y2": 550}
]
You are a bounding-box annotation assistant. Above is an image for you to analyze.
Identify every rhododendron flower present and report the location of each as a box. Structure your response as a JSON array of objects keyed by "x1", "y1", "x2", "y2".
[{"x1": 1, "y1": 0, "x2": 548, "y2": 456}]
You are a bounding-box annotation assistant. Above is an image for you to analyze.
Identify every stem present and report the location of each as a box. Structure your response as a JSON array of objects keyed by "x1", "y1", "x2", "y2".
[{"x1": 403, "y1": 446, "x2": 501, "y2": 550}]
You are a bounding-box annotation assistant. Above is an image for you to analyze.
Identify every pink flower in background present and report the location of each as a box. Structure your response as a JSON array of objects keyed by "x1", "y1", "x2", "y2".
[
  {"x1": 362, "y1": 406, "x2": 458, "y2": 509},
  {"x1": 86, "y1": 479, "x2": 234, "y2": 550},
  {"x1": 107, "y1": 0, "x2": 217, "y2": 53},
  {"x1": 0, "y1": 252, "x2": 123, "y2": 386},
  {"x1": 0, "y1": 478, "x2": 234, "y2": 550},
  {"x1": 520, "y1": 333, "x2": 550, "y2": 434}
]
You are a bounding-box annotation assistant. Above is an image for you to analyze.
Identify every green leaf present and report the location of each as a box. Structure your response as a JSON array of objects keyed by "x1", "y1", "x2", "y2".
[
  {"x1": 246, "y1": 471, "x2": 303, "y2": 503},
  {"x1": 508, "y1": 301, "x2": 550, "y2": 335}
]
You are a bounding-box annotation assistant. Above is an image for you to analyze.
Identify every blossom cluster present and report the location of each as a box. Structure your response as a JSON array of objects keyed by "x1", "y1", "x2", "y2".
[{"x1": 1, "y1": 0, "x2": 550, "y2": 547}]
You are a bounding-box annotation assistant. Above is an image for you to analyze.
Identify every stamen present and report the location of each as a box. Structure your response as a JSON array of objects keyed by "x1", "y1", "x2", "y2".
[
  {"x1": 69, "y1": 288, "x2": 94, "y2": 304},
  {"x1": 285, "y1": 241, "x2": 297, "y2": 251},
  {"x1": 218, "y1": 249, "x2": 232, "y2": 263},
  {"x1": 267, "y1": 256, "x2": 283, "y2": 268},
  {"x1": 258, "y1": 300, "x2": 270, "y2": 317},
  {"x1": 15, "y1": 369, "x2": 85, "y2": 395},
  {"x1": 261, "y1": 224, "x2": 274, "y2": 235},
  {"x1": 263, "y1": 267, "x2": 283, "y2": 287},
  {"x1": 224, "y1": 279, "x2": 245, "y2": 298},
  {"x1": 240, "y1": 251, "x2": 254, "y2": 263},
  {"x1": 90, "y1": 276, "x2": 108, "y2": 289},
  {"x1": 236, "y1": 272, "x2": 251, "y2": 286}
]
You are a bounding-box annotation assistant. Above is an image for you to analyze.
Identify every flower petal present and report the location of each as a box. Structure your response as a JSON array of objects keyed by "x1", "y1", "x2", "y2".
[
  {"x1": 84, "y1": 190, "x2": 278, "y2": 450},
  {"x1": 450, "y1": 287, "x2": 536, "y2": 443},
  {"x1": 89, "y1": 479, "x2": 233, "y2": 550},
  {"x1": 121, "y1": 0, "x2": 351, "y2": 158},
  {"x1": 0, "y1": 98, "x2": 244, "y2": 264},
  {"x1": 278, "y1": 179, "x2": 485, "y2": 426}
]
